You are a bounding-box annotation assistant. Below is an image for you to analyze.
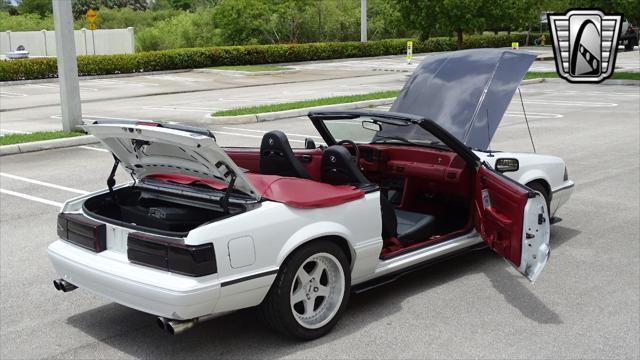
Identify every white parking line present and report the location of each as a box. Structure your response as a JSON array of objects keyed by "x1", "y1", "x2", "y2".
[
  {"x1": 0, "y1": 129, "x2": 31, "y2": 135},
  {"x1": 222, "y1": 127, "x2": 323, "y2": 139},
  {"x1": 0, "y1": 189, "x2": 62, "y2": 208},
  {"x1": 144, "y1": 75, "x2": 207, "y2": 82},
  {"x1": 214, "y1": 131, "x2": 305, "y2": 143},
  {"x1": 521, "y1": 89, "x2": 640, "y2": 97},
  {"x1": 504, "y1": 111, "x2": 564, "y2": 119},
  {"x1": 0, "y1": 172, "x2": 89, "y2": 194},
  {"x1": 25, "y1": 84, "x2": 99, "y2": 92},
  {"x1": 79, "y1": 145, "x2": 109, "y2": 153},
  {"x1": 143, "y1": 105, "x2": 220, "y2": 112},
  {"x1": 87, "y1": 79, "x2": 159, "y2": 87},
  {"x1": 0, "y1": 90, "x2": 27, "y2": 98},
  {"x1": 524, "y1": 100, "x2": 618, "y2": 107},
  {"x1": 50, "y1": 114, "x2": 157, "y2": 122}
]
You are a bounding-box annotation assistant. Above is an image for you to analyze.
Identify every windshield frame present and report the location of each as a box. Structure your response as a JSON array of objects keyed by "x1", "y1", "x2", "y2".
[{"x1": 309, "y1": 109, "x2": 480, "y2": 166}]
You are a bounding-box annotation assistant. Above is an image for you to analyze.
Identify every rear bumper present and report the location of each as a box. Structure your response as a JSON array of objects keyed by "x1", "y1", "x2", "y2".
[
  {"x1": 550, "y1": 180, "x2": 575, "y2": 217},
  {"x1": 48, "y1": 240, "x2": 221, "y2": 320}
]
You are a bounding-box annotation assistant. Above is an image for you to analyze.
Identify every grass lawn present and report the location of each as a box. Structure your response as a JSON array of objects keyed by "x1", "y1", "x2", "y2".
[
  {"x1": 213, "y1": 90, "x2": 401, "y2": 117},
  {"x1": 208, "y1": 65, "x2": 292, "y2": 72},
  {"x1": 0, "y1": 131, "x2": 85, "y2": 146},
  {"x1": 524, "y1": 71, "x2": 640, "y2": 80}
]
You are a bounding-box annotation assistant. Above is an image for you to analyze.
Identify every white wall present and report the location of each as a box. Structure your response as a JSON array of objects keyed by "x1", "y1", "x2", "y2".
[{"x1": 0, "y1": 27, "x2": 135, "y2": 56}]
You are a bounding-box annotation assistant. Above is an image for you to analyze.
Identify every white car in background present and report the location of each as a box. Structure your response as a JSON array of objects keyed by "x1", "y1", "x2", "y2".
[{"x1": 48, "y1": 49, "x2": 573, "y2": 341}]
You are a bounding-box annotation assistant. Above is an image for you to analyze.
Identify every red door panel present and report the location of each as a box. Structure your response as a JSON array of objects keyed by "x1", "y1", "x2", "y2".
[
  {"x1": 474, "y1": 166, "x2": 529, "y2": 267},
  {"x1": 224, "y1": 148, "x2": 261, "y2": 173}
]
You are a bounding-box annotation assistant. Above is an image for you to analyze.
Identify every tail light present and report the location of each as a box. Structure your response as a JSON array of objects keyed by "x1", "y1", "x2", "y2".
[
  {"x1": 57, "y1": 213, "x2": 106, "y2": 252},
  {"x1": 127, "y1": 233, "x2": 217, "y2": 277}
]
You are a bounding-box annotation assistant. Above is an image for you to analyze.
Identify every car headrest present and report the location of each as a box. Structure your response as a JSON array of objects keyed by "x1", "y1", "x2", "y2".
[
  {"x1": 321, "y1": 145, "x2": 370, "y2": 186},
  {"x1": 260, "y1": 130, "x2": 311, "y2": 179}
]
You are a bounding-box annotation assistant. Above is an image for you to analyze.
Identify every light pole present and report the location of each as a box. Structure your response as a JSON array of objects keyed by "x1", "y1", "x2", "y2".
[
  {"x1": 360, "y1": 0, "x2": 367, "y2": 42},
  {"x1": 52, "y1": 0, "x2": 82, "y2": 131}
]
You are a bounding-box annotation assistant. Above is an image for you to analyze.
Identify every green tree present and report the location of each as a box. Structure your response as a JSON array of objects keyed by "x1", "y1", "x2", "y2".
[
  {"x1": 439, "y1": 0, "x2": 486, "y2": 48},
  {"x1": 73, "y1": 0, "x2": 149, "y2": 19},
  {"x1": 395, "y1": 0, "x2": 440, "y2": 40},
  {"x1": 18, "y1": 0, "x2": 52, "y2": 17},
  {"x1": 396, "y1": 0, "x2": 485, "y2": 48},
  {"x1": 0, "y1": 0, "x2": 19, "y2": 15},
  {"x1": 570, "y1": 0, "x2": 640, "y2": 23},
  {"x1": 212, "y1": 0, "x2": 269, "y2": 44}
]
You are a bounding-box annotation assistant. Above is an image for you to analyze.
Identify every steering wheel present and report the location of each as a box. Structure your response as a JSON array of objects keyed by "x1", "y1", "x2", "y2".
[{"x1": 337, "y1": 139, "x2": 360, "y2": 165}]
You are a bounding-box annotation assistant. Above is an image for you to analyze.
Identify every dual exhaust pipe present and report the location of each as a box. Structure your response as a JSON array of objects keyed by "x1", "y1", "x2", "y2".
[{"x1": 53, "y1": 279, "x2": 77, "y2": 292}]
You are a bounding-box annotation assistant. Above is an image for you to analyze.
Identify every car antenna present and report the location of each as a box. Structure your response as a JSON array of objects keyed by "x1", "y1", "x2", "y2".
[
  {"x1": 486, "y1": 107, "x2": 494, "y2": 157},
  {"x1": 518, "y1": 87, "x2": 537, "y2": 153}
]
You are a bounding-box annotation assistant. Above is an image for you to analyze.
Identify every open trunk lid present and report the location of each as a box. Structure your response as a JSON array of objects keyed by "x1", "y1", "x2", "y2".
[{"x1": 83, "y1": 121, "x2": 261, "y2": 201}]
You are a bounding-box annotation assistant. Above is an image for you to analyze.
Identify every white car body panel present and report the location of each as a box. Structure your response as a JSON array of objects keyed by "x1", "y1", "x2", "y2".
[
  {"x1": 474, "y1": 150, "x2": 575, "y2": 216},
  {"x1": 48, "y1": 149, "x2": 567, "y2": 322},
  {"x1": 48, "y1": 191, "x2": 385, "y2": 320}
]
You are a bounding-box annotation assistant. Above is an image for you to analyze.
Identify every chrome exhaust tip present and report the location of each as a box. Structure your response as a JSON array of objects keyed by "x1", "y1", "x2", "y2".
[
  {"x1": 166, "y1": 319, "x2": 197, "y2": 335},
  {"x1": 156, "y1": 317, "x2": 168, "y2": 331},
  {"x1": 158, "y1": 313, "x2": 222, "y2": 335},
  {"x1": 53, "y1": 279, "x2": 77, "y2": 292}
]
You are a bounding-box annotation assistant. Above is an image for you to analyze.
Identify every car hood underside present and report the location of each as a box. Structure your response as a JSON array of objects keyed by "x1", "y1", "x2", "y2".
[{"x1": 390, "y1": 49, "x2": 537, "y2": 150}]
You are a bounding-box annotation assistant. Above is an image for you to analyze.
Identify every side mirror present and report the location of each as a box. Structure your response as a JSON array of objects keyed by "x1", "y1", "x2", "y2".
[
  {"x1": 304, "y1": 138, "x2": 316, "y2": 149},
  {"x1": 495, "y1": 158, "x2": 519, "y2": 173}
]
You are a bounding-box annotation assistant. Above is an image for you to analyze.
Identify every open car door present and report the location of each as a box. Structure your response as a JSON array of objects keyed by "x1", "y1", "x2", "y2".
[{"x1": 475, "y1": 165, "x2": 550, "y2": 282}]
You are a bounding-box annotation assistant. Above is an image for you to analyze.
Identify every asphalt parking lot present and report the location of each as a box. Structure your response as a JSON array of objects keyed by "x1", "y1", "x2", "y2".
[
  {"x1": 0, "y1": 70, "x2": 638, "y2": 358},
  {"x1": 0, "y1": 46, "x2": 640, "y2": 359},
  {"x1": 1, "y1": 48, "x2": 638, "y2": 134}
]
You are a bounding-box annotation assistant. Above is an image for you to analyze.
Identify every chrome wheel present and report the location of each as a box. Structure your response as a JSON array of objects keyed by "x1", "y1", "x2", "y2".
[{"x1": 289, "y1": 252, "x2": 345, "y2": 329}]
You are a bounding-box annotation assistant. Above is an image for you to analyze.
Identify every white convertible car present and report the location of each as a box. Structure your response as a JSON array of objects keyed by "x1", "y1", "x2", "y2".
[{"x1": 48, "y1": 49, "x2": 574, "y2": 340}]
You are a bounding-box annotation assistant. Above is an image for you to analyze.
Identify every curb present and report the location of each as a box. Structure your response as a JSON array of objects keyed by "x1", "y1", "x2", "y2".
[
  {"x1": 521, "y1": 78, "x2": 545, "y2": 85},
  {"x1": 192, "y1": 68, "x2": 300, "y2": 76},
  {"x1": 204, "y1": 78, "x2": 546, "y2": 125},
  {"x1": 0, "y1": 135, "x2": 98, "y2": 156},
  {"x1": 1, "y1": 69, "x2": 191, "y2": 86},
  {"x1": 536, "y1": 55, "x2": 554, "y2": 61},
  {"x1": 204, "y1": 98, "x2": 397, "y2": 125}
]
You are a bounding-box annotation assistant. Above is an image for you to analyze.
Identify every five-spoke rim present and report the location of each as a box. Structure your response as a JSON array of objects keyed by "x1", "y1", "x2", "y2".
[{"x1": 290, "y1": 252, "x2": 345, "y2": 329}]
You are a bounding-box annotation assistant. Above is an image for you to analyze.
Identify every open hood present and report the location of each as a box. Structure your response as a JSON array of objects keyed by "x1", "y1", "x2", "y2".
[
  {"x1": 83, "y1": 122, "x2": 261, "y2": 201},
  {"x1": 390, "y1": 49, "x2": 536, "y2": 150}
]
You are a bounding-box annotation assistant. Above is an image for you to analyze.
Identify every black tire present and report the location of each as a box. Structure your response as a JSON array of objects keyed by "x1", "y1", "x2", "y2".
[
  {"x1": 527, "y1": 181, "x2": 550, "y2": 217},
  {"x1": 258, "y1": 241, "x2": 350, "y2": 340}
]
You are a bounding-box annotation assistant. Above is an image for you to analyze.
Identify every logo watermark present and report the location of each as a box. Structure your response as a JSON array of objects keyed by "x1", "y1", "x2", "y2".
[{"x1": 547, "y1": 9, "x2": 622, "y2": 83}]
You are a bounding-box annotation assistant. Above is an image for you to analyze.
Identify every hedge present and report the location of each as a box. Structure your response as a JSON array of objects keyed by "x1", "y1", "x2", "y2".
[{"x1": 0, "y1": 34, "x2": 540, "y2": 82}]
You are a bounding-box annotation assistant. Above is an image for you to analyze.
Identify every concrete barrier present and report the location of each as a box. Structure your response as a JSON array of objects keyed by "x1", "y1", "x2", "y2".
[{"x1": 1, "y1": 28, "x2": 135, "y2": 56}]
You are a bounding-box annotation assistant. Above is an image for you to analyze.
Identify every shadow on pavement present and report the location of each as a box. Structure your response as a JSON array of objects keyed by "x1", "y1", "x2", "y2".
[{"x1": 64, "y1": 228, "x2": 578, "y2": 358}]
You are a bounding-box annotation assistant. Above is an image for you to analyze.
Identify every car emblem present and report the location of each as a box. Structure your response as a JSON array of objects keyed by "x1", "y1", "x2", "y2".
[
  {"x1": 268, "y1": 138, "x2": 275, "y2": 145},
  {"x1": 330, "y1": 155, "x2": 336, "y2": 163},
  {"x1": 548, "y1": 9, "x2": 622, "y2": 83}
]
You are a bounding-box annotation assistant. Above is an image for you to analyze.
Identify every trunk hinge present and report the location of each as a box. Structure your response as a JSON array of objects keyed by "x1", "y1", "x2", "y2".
[
  {"x1": 107, "y1": 154, "x2": 120, "y2": 194},
  {"x1": 221, "y1": 173, "x2": 236, "y2": 214}
]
